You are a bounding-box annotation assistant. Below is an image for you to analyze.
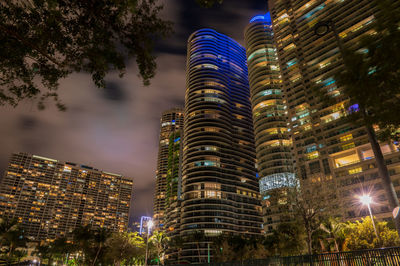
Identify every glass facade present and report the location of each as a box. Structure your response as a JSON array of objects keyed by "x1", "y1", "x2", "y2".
[
  {"x1": 245, "y1": 12, "x2": 296, "y2": 233},
  {"x1": 164, "y1": 130, "x2": 183, "y2": 262},
  {"x1": 181, "y1": 28, "x2": 262, "y2": 263},
  {"x1": 153, "y1": 108, "x2": 184, "y2": 230}
]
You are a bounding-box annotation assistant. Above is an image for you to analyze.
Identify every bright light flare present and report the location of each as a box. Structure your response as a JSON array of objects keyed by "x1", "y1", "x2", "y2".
[
  {"x1": 359, "y1": 194, "x2": 372, "y2": 205},
  {"x1": 147, "y1": 220, "x2": 153, "y2": 229}
]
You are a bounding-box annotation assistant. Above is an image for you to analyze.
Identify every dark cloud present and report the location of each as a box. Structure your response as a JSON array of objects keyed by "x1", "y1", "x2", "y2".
[
  {"x1": 19, "y1": 115, "x2": 38, "y2": 130},
  {"x1": 0, "y1": 0, "x2": 267, "y2": 225},
  {"x1": 102, "y1": 81, "x2": 128, "y2": 102}
]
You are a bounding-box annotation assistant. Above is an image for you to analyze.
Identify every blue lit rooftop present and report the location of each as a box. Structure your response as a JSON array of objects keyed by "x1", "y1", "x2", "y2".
[{"x1": 250, "y1": 12, "x2": 272, "y2": 25}]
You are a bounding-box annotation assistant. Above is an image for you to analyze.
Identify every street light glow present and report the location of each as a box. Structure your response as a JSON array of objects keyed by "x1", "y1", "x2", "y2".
[
  {"x1": 359, "y1": 194, "x2": 372, "y2": 205},
  {"x1": 147, "y1": 220, "x2": 153, "y2": 229}
]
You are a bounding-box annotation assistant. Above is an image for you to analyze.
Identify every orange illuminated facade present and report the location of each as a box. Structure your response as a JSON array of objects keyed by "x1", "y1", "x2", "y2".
[{"x1": 0, "y1": 152, "x2": 133, "y2": 242}]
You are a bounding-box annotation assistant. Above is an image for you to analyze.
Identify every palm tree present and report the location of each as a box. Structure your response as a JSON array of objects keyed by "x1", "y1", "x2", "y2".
[
  {"x1": 105, "y1": 232, "x2": 145, "y2": 265},
  {"x1": 33, "y1": 242, "x2": 53, "y2": 265},
  {"x1": 51, "y1": 237, "x2": 74, "y2": 265},
  {"x1": 320, "y1": 218, "x2": 347, "y2": 252},
  {"x1": 149, "y1": 230, "x2": 170, "y2": 265},
  {"x1": 169, "y1": 236, "x2": 184, "y2": 264},
  {"x1": 72, "y1": 225, "x2": 93, "y2": 264},
  {"x1": 187, "y1": 230, "x2": 205, "y2": 263},
  {"x1": 92, "y1": 228, "x2": 111, "y2": 266},
  {"x1": 0, "y1": 217, "x2": 27, "y2": 263}
]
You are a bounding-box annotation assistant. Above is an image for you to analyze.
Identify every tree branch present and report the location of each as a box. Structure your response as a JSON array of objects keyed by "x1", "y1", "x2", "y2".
[{"x1": 0, "y1": 24, "x2": 64, "y2": 67}]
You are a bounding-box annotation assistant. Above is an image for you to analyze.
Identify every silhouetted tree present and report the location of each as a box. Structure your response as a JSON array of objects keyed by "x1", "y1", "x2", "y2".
[
  {"x1": 0, "y1": 0, "x2": 171, "y2": 110},
  {"x1": 330, "y1": 0, "x2": 400, "y2": 235},
  {"x1": 0, "y1": 217, "x2": 27, "y2": 263}
]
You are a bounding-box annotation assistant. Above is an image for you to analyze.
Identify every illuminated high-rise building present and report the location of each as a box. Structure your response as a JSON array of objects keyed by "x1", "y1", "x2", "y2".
[
  {"x1": 164, "y1": 130, "x2": 183, "y2": 263},
  {"x1": 268, "y1": 0, "x2": 400, "y2": 221},
  {"x1": 0, "y1": 152, "x2": 133, "y2": 242},
  {"x1": 244, "y1": 13, "x2": 296, "y2": 233},
  {"x1": 153, "y1": 108, "x2": 184, "y2": 230},
  {"x1": 164, "y1": 130, "x2": 183, "y2": 234},
  {"x1": 181, "y1": 28, "x2": 262, "y2": 263}
]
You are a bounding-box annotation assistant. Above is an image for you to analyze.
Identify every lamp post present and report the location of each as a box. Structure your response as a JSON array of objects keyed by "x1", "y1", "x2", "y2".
[
  {"x1": 314, "y1": 20, "x2": 345, "y2": 55},
  {"x1": 145, "y1": 220, "x2": 153, "y2": 266},
  {"x1": 359, "y1": 194, "x2": 382, "y2": 245}
]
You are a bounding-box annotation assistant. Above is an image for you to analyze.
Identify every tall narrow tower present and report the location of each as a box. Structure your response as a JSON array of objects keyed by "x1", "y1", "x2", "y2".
[
  {"x1": 153, "y1": 108, "x2": 184, "y2": 230},
  {"x1": 245, "y1": 13, "x2": 296, "y2": 233},
  {"x1": 181, "y1": 29, "x2": 262, "y2": 263}
]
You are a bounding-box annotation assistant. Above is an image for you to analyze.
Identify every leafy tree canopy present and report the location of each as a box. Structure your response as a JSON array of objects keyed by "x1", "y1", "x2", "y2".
[
  {"x1": 343, "y1": 216, "x2": 400, "y2": 250},
  {"x1": 0, "y1": 0, "x2": 171, "y2": 110},
  {"x1": 333, "y1": 0, "x2": 400, "y2": 140},
  {"x1": 0, "y1": 217, "x2": 27, "y2": 263},
  {"x1": 196, "y1": 0, "x2": 223, "y2": 8}
]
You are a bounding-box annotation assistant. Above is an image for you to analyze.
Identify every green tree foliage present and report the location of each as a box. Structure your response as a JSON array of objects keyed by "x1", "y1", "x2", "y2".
[
  {"x1": 319, "y1": 217, "x2": 347, "y2": 252},
  {"x1": 0, "y1": 0, "x2": 171, "y2": 110},
  {"x1": 287, "y1": 181, "x2": 339, "y2": 255},
  {"x1": 33, "y1": 227, "x2": 145, "y2": 265},
  {"x1": 212, "y1": 234, "x2": 269, "y2": 263},
  {"x1": 72, "y1": 225, "x2": 94, "y2": 264},
  {"x1": 34, "y1": 237, "x2": 74, "y2": 265},
  {"x1": 33, "y1": 242, "x2": 54, "y2": 265},
  {"x1": 91, "y1": 228, "x2": 112, "y2": 266},
  {"x1": 0, "y1": 217, "x2": 27, "y2": 264},
  {"x1": 266, "y1": 222, "x2": 305, "y2": 256},
  {"x1": 149, "y1": 230, "x2": 170, "y2": 265},
  {"x1": 105, "y1": 231, "x2": 145, "y2": 265},
  {"x1": 343, "y1": 216, "x2": 400, "y2": 250}
]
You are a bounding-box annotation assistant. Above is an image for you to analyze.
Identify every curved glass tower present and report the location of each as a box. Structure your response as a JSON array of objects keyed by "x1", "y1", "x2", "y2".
[
  {"x1": 245, "y1": 13, "x2": 296, "y2": 233},
  {"x1": 181, "y1": 29, "x2": 262, "y2": 262}
]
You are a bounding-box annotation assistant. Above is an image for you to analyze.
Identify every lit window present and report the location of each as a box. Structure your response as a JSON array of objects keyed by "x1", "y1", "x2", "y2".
[
  {"x1": 340, "y1": 134, "x2": 353, "y2": 142},
  {"x1": 342, "y1": 142, "x2": 355, "y2": 151},
  {"x1": 348, "y1": 167, "x2": 362, "y2": 175},
  {"x1": 307, "y1": 151, "x2": 319, "y2": 160},
  {"x1": 194, "y1": 64, "x2": 218, "y2": 70},
  {"x1": 247, "y1": 48, "x2": 267, "y2": 62}
]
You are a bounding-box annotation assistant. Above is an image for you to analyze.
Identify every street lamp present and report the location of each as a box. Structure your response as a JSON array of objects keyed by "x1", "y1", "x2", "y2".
[
  {"x1": 145, "y1": 220, "x2": 153, "y2": 266},
  {"x1": 313, "y1": 20, "x2": 345, "y2": 55},
  {"x1": 359, "y1": 194, "x2": 382, "y2": 244}
]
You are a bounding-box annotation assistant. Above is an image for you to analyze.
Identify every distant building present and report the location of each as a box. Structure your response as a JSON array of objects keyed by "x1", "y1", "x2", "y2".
[
  {"x1": 153, "y1": 108, "x2": 184, "y2": 230},
  {"x1": 131, "y1": 221, "x2": 141, "y2": 232},
  {"x1": 0, "y1": 152, "x2": 133, "y2": 242},
  {"x1": 139, "y1": 216, "x2": 152, "y2": 234},
  {"x1": 244, "y1": 13, "x2": 296, "y2": 233},
  {"x1": 181, "y1": 28, "x2": 262, "y2": 263}
]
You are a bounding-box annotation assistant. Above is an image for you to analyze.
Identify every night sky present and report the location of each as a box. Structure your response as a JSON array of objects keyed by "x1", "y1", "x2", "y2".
[{"x1": 0, "y1": 0, "x2": 267, "y2": 227}]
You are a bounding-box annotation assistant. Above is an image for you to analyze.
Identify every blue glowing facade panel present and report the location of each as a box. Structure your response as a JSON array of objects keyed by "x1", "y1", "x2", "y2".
[{"x1": 250, "y1": 12, "x2": 272, "y2": 25}]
